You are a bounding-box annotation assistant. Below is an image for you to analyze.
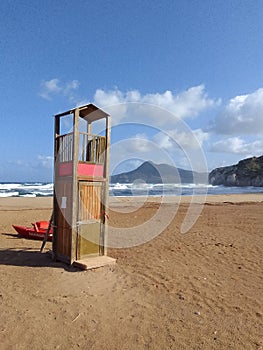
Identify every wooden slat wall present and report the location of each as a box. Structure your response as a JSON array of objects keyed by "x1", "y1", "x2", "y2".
[
  {"x1": 57, "y1": 133, "x2": 73, "y2": 162},
  {"x1": 79, "y1": 182, "x2": 102, "y2": 221},
  {"x1": 58, "y1": 133, "x2": 106, "y2": 164},
  {"x1": 77, "y1": 134, "x2": 106, "y2": 164},
  {"x1": 98, "y1": 137, "x2": 106, "y2": 164}
]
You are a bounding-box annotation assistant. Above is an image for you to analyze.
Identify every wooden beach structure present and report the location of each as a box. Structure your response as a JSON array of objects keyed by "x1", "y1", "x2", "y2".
[{"x1": 52, "y1": 104, "x2": 115, "y2": 269}]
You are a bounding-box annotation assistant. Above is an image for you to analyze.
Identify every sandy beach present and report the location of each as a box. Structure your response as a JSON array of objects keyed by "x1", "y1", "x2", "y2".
[{"x1": 0, "y1": 194, "x2": 263, "y2": 349}]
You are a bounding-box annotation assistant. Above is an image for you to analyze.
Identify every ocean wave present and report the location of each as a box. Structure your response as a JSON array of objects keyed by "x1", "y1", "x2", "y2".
[
  {"x1": 0, "y1": 183, "x2": 23, "y2": 190},
  {"x1": 0, "y1": 191, "x2": 20, "y2": 197},
  {"x1": 0, "y1": 182, "x2": 262, "y2": 198},
  {"x1": 20, "y1": 194, "x2": 37, "y2": 198},
  {"x1": 0, "y1": 182, "x2": 53, "y2": 197}
]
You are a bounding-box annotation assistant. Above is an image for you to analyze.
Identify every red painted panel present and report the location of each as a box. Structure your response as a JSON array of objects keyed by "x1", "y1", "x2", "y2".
[
  {"x1": 58, "y1": 162, "x2": 104, "y2": 177},
  {"x1": 78, "y1": 163, "x2": 103, "y2": 177},
  {"x1": 58, "y1": 162, "x2": 73, "y2": 176}
]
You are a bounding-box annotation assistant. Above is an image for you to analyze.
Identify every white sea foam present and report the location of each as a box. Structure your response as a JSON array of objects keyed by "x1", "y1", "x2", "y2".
[
  {"x1": 20, "y1": 194, "x2": 37, "y2": 197},
  {"x1": 0, "y1": 182, "x2": 53, "y2": 197},
  {"x1": 0, "y1": 183, "x2": 23, "y2": 190},
  {"x1": 0, "y1": 191, "x2": 20, "y2": 197},
  {"x1": 0, "y1": 182, "x2": 262, "y2": 198}
]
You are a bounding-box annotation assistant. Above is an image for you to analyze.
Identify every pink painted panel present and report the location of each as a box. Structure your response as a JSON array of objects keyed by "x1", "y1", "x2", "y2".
[
  {"x1": 78, "y1": 163, "x2": 104, "y2": 177},
  {"x1": 58, "y1": 162, "x2": 104, "y2": 177}
]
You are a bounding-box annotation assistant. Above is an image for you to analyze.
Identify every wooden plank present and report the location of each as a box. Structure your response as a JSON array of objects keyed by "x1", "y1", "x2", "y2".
[
  {"x1": 66, "y1": 134, "x2": 69, "y2": 162},
  {"x1": 71, "y1": 110, "x2": 79, "y2": 264},
  {"x1": 99, "y1": 181, "x2": 105, "y2": 255},
  {"x1": 55, "y1": 103, "x2": 109, "y2": 121},
  {"x1": 103, "y1": 115, "x2": 111, "y2": 255},
  {"x1": 87, "y1": 121, "x2": 92, "y2": 135},
  {"x1": 91, "y1": 137, "x2": 95, "y2": 162},
  {"x1": 52, "y1": 196, "x2": 58, "y2": 260},
  {"x1": 61, "y1": 181, "x2": 67, "y2": 256},
  {"x1": 55, "y1": 175, "x2": 73, "y2": 258},
  {"x1": 52, "y1": 115, "x2": 60, "y2": 260},
  {"x1": 73, "y1": 255, "x2": 116, "y2": 270},
  {"x1": 69, "y1": 134, "x2": 73, "y2": 161},
  {"x1": 77, "y1": 175, "x2": 106, "y2": 182},
  {"x1": 40, "y1": 213, "x2": 53, "y2": 252},
  {"x1": 99, "y1": 137, "x2": 106, "y2": 163}
]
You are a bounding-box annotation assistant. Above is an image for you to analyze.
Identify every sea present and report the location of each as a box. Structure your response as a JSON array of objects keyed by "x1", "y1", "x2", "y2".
[{"x1": 0, "y1": 182, "x2": 263, "y2": 198}]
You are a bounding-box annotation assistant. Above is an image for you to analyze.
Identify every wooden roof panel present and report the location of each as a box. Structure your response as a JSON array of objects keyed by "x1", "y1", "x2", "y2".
[{"x1": 55, "y1": 103, "x2": 109, "y2": 122}]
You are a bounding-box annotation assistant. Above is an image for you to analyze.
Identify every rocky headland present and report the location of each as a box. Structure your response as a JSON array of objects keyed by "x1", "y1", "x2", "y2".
[{"x1": 209, "y1": 155, "x2": 263, "y2": 187}]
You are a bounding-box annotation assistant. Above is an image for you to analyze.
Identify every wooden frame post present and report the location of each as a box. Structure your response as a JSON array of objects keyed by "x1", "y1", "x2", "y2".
[
  {"x1": 103, "y1": 115, "x2": 111, "y2": 255},
  {"x1": 52, "y1": 115, "x2": 60, "y2": 260},
  {"x1": 71, "y1": 108, "x2": 79, "y2": 264}
]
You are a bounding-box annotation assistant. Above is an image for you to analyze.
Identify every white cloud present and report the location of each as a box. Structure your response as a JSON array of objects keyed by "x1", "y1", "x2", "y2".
[
  {"x1": 5, "y1": 155, "x2": 53, "y2": 181},
  {"x1": 10, "y1": 155, "x2": 53, "y2": 169},
  {"x1": 193, "y1": 128, "x2": 210, "y2": 145},
  {"x1": 94, "y1": 88, "x2": 124, "y2": 107},
  {"x1": 109, "y1": 127, "x2": 208, "y2": 174},
  {"x1": 153, "y1": 128, "x2": 209, "y2": 151},
  {"x1": 142, "y1": 86, "x2": 218, "y2": 118},
  {"x1": 41, "y1": 83, "x2": 218, "y2": 129},
  {"x1": 39, "y1": 78, "x2": 80, "y2": 100},
  {"x1": 113, "y1": 129, "x2": 208, "y2": 156},
  {"x1": 39, "y1": 78, "x2": 61, "y2": 99},
  {"x1": 64, "y1": 80, "x2": 79, "y2": 101},
  {"x1": 111, "y1": 134, "x2": 156, "y2": 159},
  {"x1": 153, "y1": 133, "x2": 174, "y2": 150},
  {"x1": 212, "y1": 87, "x2": 263, "y2": 135},
  {"x1": 38, "y1": 83, "x2": 216, "y2": 172},
  {"x1": 93, "y1": 85, "x2": 219, "y2": 124},
  {"x1": 110, "y1": 133, "x2": 174, "y2": 172},
  {"x1": 210, "y1": 137, "x2": 263, "y2": 156},
  {"x1": 37, "y1": 155, "x2": 53, "y2": 169},
  {"x1": 64, "y1": 80, "x2": 79, "y2": 92},
  {"x1": 112, "y1": 159, "x2": 143, "y2": 174},
  {"x1": 124, "y1": 133, "x2": 154, "y2": 153}
]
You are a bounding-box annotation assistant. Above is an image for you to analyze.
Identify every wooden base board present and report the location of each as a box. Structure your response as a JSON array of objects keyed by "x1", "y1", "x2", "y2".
[{"x1": 73, "y1": 255, "x2": 116, "y2": 270}]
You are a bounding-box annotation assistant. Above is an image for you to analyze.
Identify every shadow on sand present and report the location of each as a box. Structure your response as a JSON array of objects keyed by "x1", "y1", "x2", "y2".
[
  {"x1": 0, "y1": 234, "x2": 79, "y2": 272},
  {"x1": 0, "y1": 248, "x2": 80, "y2": 272}
]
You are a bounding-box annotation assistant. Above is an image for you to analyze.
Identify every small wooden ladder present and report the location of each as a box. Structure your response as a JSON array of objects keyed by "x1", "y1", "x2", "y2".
[{"x1": 40, "y1": 212, "x2": 53, "y2": 253}]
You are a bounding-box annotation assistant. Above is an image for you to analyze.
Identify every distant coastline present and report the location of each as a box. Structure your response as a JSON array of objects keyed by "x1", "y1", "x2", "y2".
[
  {"x1": 1, "y1": 156, "x2": 263, "y2": 198},
  {"x1": 0, "y1": 181, "x2": 262, "y2": 198}
]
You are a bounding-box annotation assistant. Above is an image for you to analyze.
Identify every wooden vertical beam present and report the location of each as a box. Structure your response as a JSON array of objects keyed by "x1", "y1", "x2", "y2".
[
  {"x1": 103, "y1": 115, "x2": 111, "y2": 256},
  {"x1": 86, "y1": 122, "x2": 92, "y2": 162},
  {"x1": 71, "y1": 109, "x2": 80, "y2": 264},
  {"x1": 52, "y1": 115, "x2": 60, "y2": 260},
  {"x1": 87, "y1": 121, "x2": 92, "y2": 135}
]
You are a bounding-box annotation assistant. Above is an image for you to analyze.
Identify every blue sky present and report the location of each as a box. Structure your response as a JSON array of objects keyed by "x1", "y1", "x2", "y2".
[{"x1": 1, "y1": 0, "x2": 263, "y2": 181}]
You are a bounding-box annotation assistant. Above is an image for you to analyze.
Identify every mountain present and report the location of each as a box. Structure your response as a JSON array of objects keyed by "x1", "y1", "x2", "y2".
[
  {"x1": 110, "y1": 161, "x2": 208, "y2": 184},
  {"x1": 209, "y1": 155, "x2": 263, "y2": 187}
]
